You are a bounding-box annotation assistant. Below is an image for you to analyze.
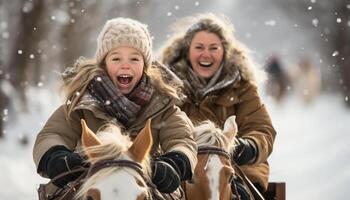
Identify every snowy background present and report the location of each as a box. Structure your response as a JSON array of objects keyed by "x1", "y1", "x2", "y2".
[{"x1": 1, "y1": 0, "x2": 349, "y2": 199}]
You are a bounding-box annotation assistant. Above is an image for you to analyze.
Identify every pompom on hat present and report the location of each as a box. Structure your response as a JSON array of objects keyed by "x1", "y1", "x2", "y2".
[{"x1": 95, "y1": 18, "x2": 153, "y2": 68}]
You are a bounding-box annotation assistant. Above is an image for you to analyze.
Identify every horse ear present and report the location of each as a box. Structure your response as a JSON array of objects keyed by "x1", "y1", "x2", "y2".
[
  {"x1": 128, "y1": 119, "x2": 153, "y2": 163},
  {"x1": 223, "y1": 115, "x2": 237, "y2": 141},
  {"x1": 81, "y1": 119, "x2": 102, "y2": 158}
]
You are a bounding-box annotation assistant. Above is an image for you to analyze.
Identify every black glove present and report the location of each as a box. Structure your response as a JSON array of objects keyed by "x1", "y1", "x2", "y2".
[
  {"x1": 233, "y1": 181, "x2": 251, "y2": 200},
  {"x1": 152, "y1": 151, "x2": 192, "y2": 193},
  {"x1": 233, "y1": 138, "x2": 258, "y2": 166},
  {"x1": 38, "y1": 145, "x2": 85, "y2": 188}
]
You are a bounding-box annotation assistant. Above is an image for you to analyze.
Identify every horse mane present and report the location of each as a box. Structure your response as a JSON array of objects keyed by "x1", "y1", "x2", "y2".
[
  {"x1": 194, "y1": 120, "x2": 234, "y2": 151},
  {"x1": 83, "y1": 123, "x2": 131, "y2": 164},
  {"x1": 76, "y1": 123, "x2": 151, "y2": 199}
]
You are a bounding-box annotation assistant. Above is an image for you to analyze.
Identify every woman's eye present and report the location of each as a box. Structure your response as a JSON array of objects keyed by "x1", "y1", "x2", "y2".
[
  {"x1": 195, "y1": 46, "x2": 203, "y2": 50},
  {"x1": 131, "y1": 58, "x2": 140, "y2": 61},
  {"x1": 112, "y1": 58, "x2": 120, "y2": 61}
]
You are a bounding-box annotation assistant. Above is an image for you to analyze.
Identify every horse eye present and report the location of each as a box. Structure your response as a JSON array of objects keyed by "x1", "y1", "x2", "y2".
[{"x1": 86, "y1": 196, "x2": 94, "y2": 200}]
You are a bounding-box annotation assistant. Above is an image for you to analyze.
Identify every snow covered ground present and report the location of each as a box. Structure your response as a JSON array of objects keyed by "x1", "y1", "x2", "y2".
[
  {"x1": 1, "y1": 88, "x2": 349, "y2": 200},
  {"x1": 265, "y1": 93, "x2": 350, "y2": 200}
]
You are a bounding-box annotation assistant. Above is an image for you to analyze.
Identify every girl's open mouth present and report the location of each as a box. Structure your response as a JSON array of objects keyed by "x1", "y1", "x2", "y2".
[{"x1": 117, "y1": 75, "x2": 133, "y2": 85}]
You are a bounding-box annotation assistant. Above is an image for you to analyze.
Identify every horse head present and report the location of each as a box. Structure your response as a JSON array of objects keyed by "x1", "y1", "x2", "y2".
[
  {"x1": 76, "y1": 119, "x2": 153, "y2": 200},
  {"x1": 185, "y1": 117, "x2": 237, "y2": 200}
]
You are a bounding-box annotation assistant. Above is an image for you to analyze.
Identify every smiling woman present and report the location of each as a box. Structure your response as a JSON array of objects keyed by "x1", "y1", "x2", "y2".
[
  {"x1": 189, "y1": 31, "x2": 224, "y2": 79},
  {"x1": 159, "y1": 13, "x2": 276, "y2": 200}
]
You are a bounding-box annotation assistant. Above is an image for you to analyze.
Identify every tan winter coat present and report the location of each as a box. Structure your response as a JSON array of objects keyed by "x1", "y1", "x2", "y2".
[
  {"x1": 161, "y1": 44, "x2": 276, "y2": 191},
  {"x1": 33, "y1": 89, "x2": 197, "y2": 178}
]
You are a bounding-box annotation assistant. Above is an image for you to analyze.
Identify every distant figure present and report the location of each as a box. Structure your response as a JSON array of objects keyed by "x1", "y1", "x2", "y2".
[
  {"x1": 292, "y1": 57, "x2": 321, "y2": 105},
  {"x1": 18, "y1": 133, "x2": 29, "y2": 146},
  {"x1": 265, "y1": 55, "x2": 290, "y2": 103}
]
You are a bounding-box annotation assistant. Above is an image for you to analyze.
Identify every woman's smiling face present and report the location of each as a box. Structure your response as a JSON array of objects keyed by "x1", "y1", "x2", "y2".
[
  {"x1": 189, "y1": 31, "x2": 224, "y2": 79},
  {"x1": 105, "y1": 46, "x2": 144, "y2": 94}
]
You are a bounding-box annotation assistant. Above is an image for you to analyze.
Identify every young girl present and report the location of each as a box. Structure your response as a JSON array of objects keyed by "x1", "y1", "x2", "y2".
[
  {"x1": 33, "y1": 17, "x2": 197, "y2": 196},
  {"x1": 159, "y1": 13, "x2": 276, "y2": 199}
]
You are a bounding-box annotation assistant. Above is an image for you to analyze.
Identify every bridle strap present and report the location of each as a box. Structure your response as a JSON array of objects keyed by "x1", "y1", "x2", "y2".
[
  {"x1": 88, "y1": 159, "x2": 153, "y2": 186},
  {"x1": 88, "y1": 159, "x2": 143, "y2": 177},
  {"x1": 197, "y1": 146, "x2": 231, "y2": 160},
  {"x1": 87, "y1": 159, "x2": 161, "y2": 200}
]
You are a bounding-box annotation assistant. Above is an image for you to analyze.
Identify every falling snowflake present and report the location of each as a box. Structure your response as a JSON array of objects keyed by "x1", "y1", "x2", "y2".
[
  {"x1": 345, "y1": 96, "x2": 349, "y2": 102},
  {"x1": 37, "y1": 82, "x2": 43, "y2": 87},
  {"x1": 105, "y1": 100, "x2": 111, "y2": 105},
  {"x1": 2, "y1": 32, "x2": 9, "y2": 39},
  {"x1": 336, "y1": 18, "x2": 342, "y2": 23},
  {"x1": 29, "y1": 54, "x2": 35, "y2": 59},
  {"x1": 175, "y1": 5, "x2": 180, "y2": 10},
  {"x1": 51, "y1": 16, "x2": 56, "y2": 20},
  {"x1": 167, "y1": 12, "x2": 172, "y2": 16},
  {"x1": 195, "y1": 1, "x2": 199, "y2": 6},
  {"x1": 96, "y1": 77, "x2": 102, "y2": 81},
  {"x1": 308, "y1": 6, "x2": 312, "y2": 10},
  {"x1": 265, "y1": 20, "x2": 276, "y2": 26},
  {"x1": 18, "y1": 50, "x2": 23, "y2": 54},
  {"x1": 312, "y1": 18, "x2": 319, "y2": 27},
  {"x1": 3, "y1": 109, "x2": 8, "y2": 116},
  {"x1": 332, "y1": 51, "x2": 339, "y2": 57}
]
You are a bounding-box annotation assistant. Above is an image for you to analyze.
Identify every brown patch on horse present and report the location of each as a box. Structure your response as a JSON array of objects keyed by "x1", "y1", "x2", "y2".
[
  {"x1": 128, "y1": 119, "x2": 152, "y2": 163},
  {"x1": 185, "y1": 154, "x2": 211, "y2": 200},
  {"x1": 219, "y1": 156, "x2": 235, "y2": 200},
  {"x1": 81, "y1": 119, "x2": 102, "y2": 158},
  {"x1": 86, "y1": 187, "x2": 101, "y2": 200}
]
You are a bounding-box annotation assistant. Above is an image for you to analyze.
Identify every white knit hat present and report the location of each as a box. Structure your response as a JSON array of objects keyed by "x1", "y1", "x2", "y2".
[{"x1": 95, "y1": 18, "x2": 153, "y2": 68}]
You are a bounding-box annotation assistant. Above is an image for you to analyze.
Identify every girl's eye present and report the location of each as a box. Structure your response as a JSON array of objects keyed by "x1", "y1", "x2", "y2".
[
  {"x1": 112, "y1": 58, "x2": 120, "y2": 61},
  {"x1": 131, "y1": 58, "x2": 140, "y2": 61}
]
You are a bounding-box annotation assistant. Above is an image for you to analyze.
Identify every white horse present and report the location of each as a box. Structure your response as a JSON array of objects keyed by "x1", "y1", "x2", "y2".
[{"x1": 76, "y1": 119, "x2": 154, "y2": 200}]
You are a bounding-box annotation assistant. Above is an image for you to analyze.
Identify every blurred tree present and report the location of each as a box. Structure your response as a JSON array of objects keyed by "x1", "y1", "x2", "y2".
[
  {"x1": 334, "y1": 0, "x2": 350, "y2": 107},
  {"x1": 61, "y1": 0, "x2": 100, "y2": 67},
  {"x1": 7, "y1": 0, "x2": 45, "y2": 110},
  {"x1": 0, "y1": 61, "x2": 4, "y2": 138}
]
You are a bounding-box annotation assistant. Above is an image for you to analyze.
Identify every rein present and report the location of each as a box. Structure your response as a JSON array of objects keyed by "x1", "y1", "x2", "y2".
[
  {"x1": 88, "y1": 159, "x2": 144, "y2": 178},
  {"x1": 87, "y1": 159, "x2": 167, "y2": 200},
  {"x1": 197, "y1": 146, "x2": 231, "y2": 160}
]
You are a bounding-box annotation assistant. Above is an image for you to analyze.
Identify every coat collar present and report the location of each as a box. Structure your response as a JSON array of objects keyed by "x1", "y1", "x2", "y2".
[{"x1": 74, "y1": 90, "x2": 175, "y2": 131}]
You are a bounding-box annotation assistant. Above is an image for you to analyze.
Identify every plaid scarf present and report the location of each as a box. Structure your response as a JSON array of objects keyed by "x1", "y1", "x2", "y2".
[
  {"x1": 182, "y1": 64, "x2": 240, "y2": 102},
  {"x1": 88, "y1": 73, "x2": 154, "y2": 126}
]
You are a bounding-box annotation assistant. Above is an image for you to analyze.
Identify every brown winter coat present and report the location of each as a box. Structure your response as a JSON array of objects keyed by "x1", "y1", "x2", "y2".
[
  {"x1": 160, "y1": 46, "x2": 276, "y2": 191},
  {"x1": 33, "y1": 89, "x2": 198, "y2": 178}
]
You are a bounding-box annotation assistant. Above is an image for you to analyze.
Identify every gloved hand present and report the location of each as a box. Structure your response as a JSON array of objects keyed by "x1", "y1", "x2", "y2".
[
  {"x1": 232, "y1": 180, "x2": 251, "y2": 200},
  {"x1": 39, "y1": 145, "x2": 85, "y2": 188},
  {"x1": 152, "y1": 151, "x2": 192, "y2": 193},
  {"x1": 233, "y1": 138, "x2": 258, "y2": 166}
]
